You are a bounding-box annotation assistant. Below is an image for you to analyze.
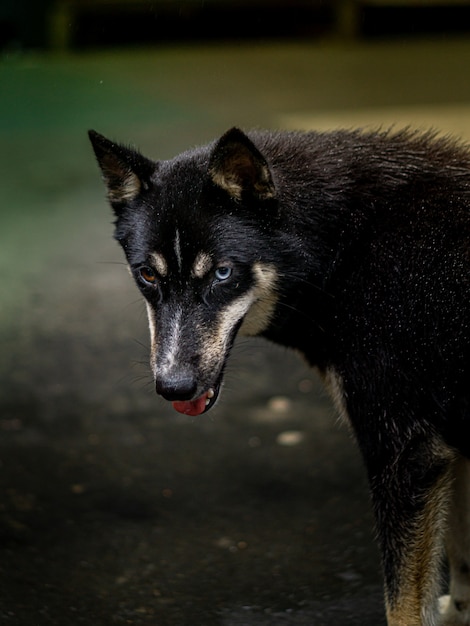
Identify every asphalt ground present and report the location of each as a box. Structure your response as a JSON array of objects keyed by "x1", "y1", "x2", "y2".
[{"x1": 2, "y1": 36, "x2": 470, "y2": 625}]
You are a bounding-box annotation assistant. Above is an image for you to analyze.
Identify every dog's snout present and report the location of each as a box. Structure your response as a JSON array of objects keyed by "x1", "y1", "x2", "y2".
[{"x1": 155, "y1": 374, "x2": 198, "y2": 402}]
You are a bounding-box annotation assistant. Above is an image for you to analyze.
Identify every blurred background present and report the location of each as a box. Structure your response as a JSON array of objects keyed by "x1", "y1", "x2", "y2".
[{"x1": 1, "y1": 2, "x2": 470, "y2": 625}]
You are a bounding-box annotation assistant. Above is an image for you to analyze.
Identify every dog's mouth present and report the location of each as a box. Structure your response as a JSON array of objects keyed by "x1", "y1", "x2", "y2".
[{"x1": 171, "y1": 384, "x2": 220, "y2": 416}]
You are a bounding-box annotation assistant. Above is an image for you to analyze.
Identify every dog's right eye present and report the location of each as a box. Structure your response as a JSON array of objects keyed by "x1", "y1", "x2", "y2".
[{"x1": 138, "y1": 266, "x2": 158, "y2": 286}]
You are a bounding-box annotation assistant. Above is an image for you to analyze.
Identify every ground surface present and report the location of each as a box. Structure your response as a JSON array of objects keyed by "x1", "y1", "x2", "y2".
[{"x1": 2, "y1": 36, "x2": 470, "y2": 625}]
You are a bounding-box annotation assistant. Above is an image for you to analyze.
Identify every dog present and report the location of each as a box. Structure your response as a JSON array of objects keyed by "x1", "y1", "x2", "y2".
[{"x1": 89, "y1": 126, "x2": 469, "y2": 626}]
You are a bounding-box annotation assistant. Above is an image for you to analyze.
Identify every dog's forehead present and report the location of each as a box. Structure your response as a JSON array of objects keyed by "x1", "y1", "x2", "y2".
[
  {"x1": 149, "y1": 154, "x2": 210, "y2": 228},
  {"x1": 155, "y1": 148, "x2": 209, "y2": 198},
  {"x1": 147, "y1": 215, "x2": 243, "y2": 284},
  {"x1": 147, "y1": 153, "x2": 232, "y2": 269},
  {"x1": 141, "y1": 149, "x2": 258, "y2": 278}
]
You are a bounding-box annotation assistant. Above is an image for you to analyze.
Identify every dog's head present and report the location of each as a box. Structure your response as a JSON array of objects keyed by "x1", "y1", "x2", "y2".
[{"x1": 89, "y1": 128, "x2": 281, "y2": 415}]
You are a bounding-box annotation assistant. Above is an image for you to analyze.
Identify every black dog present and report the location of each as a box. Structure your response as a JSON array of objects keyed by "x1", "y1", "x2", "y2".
[{"x1": 89, "y1": 126, "x2": 470, "y2": 626}]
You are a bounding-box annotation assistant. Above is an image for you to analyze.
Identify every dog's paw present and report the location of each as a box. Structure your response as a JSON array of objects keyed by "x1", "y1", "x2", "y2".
[{"x1": 438, "y1": 594, "x2": 470, "y2": 626}]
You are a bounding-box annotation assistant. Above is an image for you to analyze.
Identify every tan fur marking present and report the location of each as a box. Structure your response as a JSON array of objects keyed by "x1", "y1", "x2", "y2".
[
  {"x1": 103, "y1": 154, "x2": 141, "y2": 202},
  {"x1": 150, "y1": 252, "x2": 168, "y2": 277},
  {"x1": 192, "y1": 252, "x2": 213, "y2": 279},
  {"x1": 441, "y1": 456, "x2": 470, "y2": 626},
  {"x1": 196, "y1": 262, "x2": 277, "y2": 376},
  {"x1": 323, "y1": 368, "x2": 349, "y2": 424},
  {"x1": 239, "y1": 263, "x2": 278, "y2": 336},
  {"x1": 386, "y1": 448, "x2": 455, "y2": 626},
  {"x1": 210, "y1": 151, "x2": 275, "y2": 201},
  {"x1": 210, "y1": 167, "x2": 244, "y2": 200}
]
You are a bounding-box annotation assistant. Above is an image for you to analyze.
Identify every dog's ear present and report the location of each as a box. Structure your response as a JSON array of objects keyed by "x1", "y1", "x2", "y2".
[
  {"x1": 88, "y1": 130, "x2": 156, "y2": 212},
  {"x1": 209, "y1": 128, "x2": 276, "y2": 201}
]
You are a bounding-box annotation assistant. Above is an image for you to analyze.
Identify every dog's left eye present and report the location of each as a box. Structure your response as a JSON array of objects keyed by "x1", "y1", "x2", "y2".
[
  {"x1": 214, "y1": 266, "x2": 232, "y2": 281},
  {"x1": 138, "y1": 266, "x2": 158, "y2": 286}
]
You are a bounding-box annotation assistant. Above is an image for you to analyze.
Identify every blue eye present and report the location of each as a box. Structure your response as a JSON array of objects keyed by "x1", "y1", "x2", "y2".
[{"x1": 215, "y1": 266, "x2": 232, "y2": 281}]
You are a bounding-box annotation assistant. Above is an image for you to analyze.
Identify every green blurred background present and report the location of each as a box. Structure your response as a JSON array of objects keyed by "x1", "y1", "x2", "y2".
[{"x1": 1, "y1": 3, "x2": 470, "y2": 625}]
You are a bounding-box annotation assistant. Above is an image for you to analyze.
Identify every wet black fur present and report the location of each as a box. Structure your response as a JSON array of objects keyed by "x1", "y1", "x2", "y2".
[{"x1": 90, "y1": 126, "x2": 470, "y2": 623}]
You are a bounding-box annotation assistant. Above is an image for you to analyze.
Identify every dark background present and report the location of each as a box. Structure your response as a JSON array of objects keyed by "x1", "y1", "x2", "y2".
[
  {"x1": 2, "y1": 0, "x2": 470, "y2": 50},
  {"x1": 1, "y1": 2, "x2": 469, "y2": 625}
]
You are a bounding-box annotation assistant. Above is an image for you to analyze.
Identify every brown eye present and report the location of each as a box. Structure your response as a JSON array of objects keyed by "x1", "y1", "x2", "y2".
[{"x1": 139, "y1": 266, "x2": 157, "y2": 285}]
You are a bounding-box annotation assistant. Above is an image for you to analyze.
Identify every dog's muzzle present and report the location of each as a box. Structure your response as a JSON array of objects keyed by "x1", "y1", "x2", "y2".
[{"x1": 155, "y1": 372, "x2": 221, "y2": 416}]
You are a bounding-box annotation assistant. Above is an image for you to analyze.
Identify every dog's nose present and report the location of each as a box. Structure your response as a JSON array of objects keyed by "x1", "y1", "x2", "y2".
[{"x1": 155, "y1": 374, "x2": 198, "y2": 402}]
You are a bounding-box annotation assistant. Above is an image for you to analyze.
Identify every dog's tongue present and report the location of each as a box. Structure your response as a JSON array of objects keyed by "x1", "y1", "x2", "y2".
[{"x1": 172, "y1": 393, "x2": 208, "y2": 416}]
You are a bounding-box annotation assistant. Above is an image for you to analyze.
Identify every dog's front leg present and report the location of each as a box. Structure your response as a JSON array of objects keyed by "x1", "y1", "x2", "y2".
[
  {"x1": 357, "y1": 431, "x2": 455, "y2": 626},
  {"x1": 440, "y1": 455, "x2": 470, "y2": 626}
]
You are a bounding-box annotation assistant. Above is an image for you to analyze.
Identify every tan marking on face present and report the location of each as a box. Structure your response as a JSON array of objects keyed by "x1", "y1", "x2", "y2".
[
  {"x1": 192, "y1": 252, "x2": 213, "y2": 279},
  {"x1": 195, "y1": 262, "x2": 278, "y2": 376},
  {"x1": 197, "y1": 289, "x2": 257, "y2": 376},
  {"x1": 239, "y1": 263, "x2": 278, "y2": 336},
  {"x1": 150, "y1": 252, "x2": 168, "y2": 277}
]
